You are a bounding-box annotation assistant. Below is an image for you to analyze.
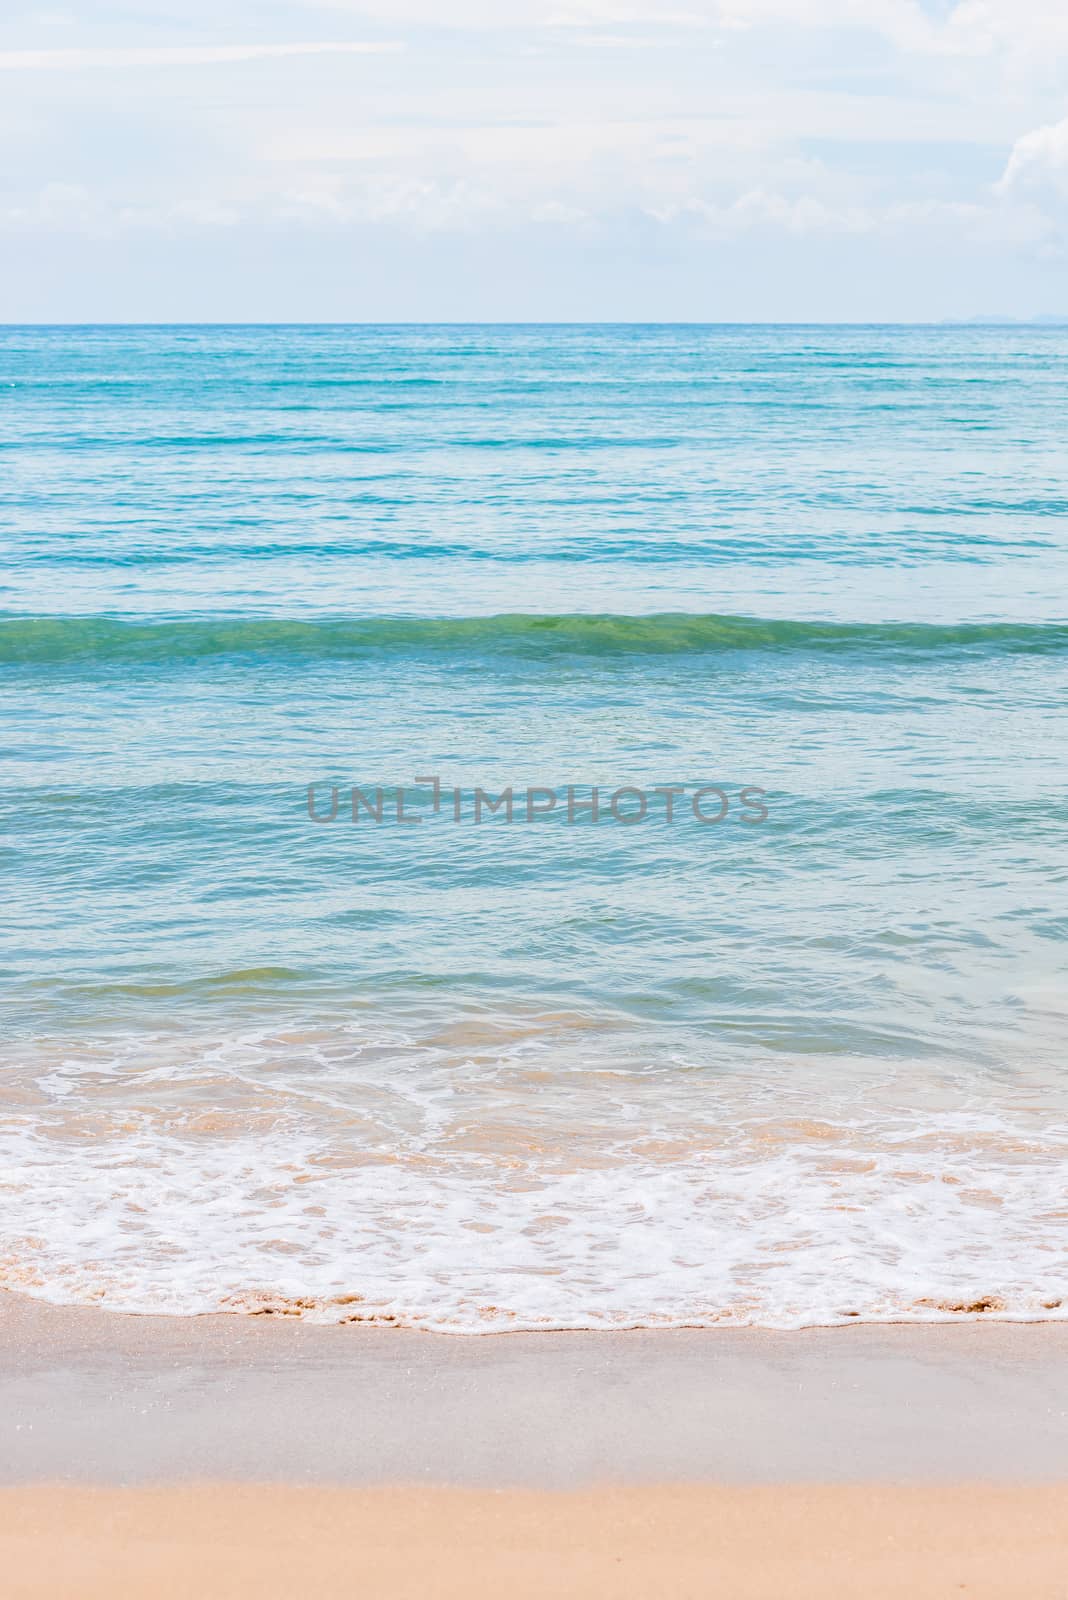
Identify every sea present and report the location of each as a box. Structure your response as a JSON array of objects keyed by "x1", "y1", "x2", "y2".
[{"x1": 1, "y1": 323, "x2": 1066, "y2": 1330}]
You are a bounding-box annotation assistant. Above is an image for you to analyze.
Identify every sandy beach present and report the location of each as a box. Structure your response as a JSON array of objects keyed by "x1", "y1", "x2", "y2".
[
  {"x1": 3, "y1": 1293, "x2": 1067, "y2": 1594},
  {"x1": 5, "y1": 1482, "x2": 1068, "y2": 1599}
]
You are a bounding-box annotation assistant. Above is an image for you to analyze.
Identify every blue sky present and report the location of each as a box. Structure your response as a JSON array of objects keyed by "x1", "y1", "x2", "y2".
[{"x1": 3, "y1": 1, "x2": 1068, "y2": 319}]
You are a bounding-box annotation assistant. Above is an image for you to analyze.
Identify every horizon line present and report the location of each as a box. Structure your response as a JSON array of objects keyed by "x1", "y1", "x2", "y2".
[{"x1": 4, "y1": 318, "x2": 1068, "y2": 329}]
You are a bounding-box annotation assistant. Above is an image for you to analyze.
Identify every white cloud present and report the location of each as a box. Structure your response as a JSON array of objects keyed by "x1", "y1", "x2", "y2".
[
  {"x1": 6, "y1": 0, "x2": 1068, "y2": 312},
  {"x1": 266, "y1": 115, "x2": 768, "y2": 166},
  {"x1": 1000, "y1": 115, "x2": 1068, "y2": 195},
  {"x1": 945, "y1": 0, "x2": 1068, "y2": 57},
  {"x1": 4, "y1": 169, "x2": 1044, "y2": 250},
  {"x1": 646, "y1": 187, "x2": 1049, "y2": 243},
  {"x1": 312, "y1": 0, "x2": 935, "y2": 37},
  {"x1": 0, "y1": 41, "x2": 402, "y2": 71},
  {"x1": 301, "y1": 0, "x2": 1068, "y2": 80}
]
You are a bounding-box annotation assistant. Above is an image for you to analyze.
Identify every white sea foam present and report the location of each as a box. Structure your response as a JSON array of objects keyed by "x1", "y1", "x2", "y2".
[{"x1": 1, "y1": 1020, "x2": 1065, "y2": 1330}]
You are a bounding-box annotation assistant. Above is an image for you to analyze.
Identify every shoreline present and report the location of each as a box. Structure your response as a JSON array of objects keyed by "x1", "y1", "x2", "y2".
[
  {"x1": 4, "y1": 1290, "x2": 1067, "y2": 1486},
  {"x1": 4, "y1": 1292, "x2": 1068, "y2": 1595}
]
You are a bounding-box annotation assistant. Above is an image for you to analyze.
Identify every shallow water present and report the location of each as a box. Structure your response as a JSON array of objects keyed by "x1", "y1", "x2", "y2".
[{"x1": 1, "y1": 324, "x2": 1066, "y2": 1327}]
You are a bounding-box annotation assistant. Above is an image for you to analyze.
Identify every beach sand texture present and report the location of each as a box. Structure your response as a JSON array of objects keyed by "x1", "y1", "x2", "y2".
[
  {"x1": 5, "y1": 1482, "x2": 1068, "y2": 1599},
  {"x1": 3, "y1": 1296, "x2": 1068, "y2": 1596}
]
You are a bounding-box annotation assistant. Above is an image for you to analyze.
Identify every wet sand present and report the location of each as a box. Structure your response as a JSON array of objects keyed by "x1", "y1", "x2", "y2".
[
  {"x1": 3, "y1": 1293, "x2": 1067, "y2": 1484},
  {"x1": 2, "y1": 1293, "x2": 1067, "y2": 1595}
]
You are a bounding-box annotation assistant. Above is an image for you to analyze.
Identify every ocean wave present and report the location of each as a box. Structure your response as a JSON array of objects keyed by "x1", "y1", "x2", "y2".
[
  {"x1": 3, "y1": 611, "x2": 1068, "y2": 666},
  {"x1": 1, "y1": 1022, "x2": 1066, "y2": 1333}
]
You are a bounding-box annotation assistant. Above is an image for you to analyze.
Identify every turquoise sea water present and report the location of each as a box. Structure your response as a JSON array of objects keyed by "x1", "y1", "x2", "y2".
[{"x1": 1, "y1": 325, "x2": 1066, "y2": 1328}]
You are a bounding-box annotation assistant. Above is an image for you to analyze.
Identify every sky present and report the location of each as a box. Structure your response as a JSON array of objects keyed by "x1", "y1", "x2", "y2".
[{"x1": 3, "y1": 1, "x2": 1068, "y2": 320}]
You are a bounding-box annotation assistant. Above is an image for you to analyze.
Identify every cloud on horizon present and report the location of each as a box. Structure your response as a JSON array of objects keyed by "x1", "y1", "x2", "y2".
[
  {"x1": 0, "y1": 41, "x2": 401, "y2": 69},
  {"x1": 2, "y1": 0, "x2": 1068, "y2": 317}
]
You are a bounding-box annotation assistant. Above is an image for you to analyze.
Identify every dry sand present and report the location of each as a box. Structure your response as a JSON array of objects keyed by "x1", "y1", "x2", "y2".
[
  {"x1": 4, "y1": 1482, "x2": 1068, "y2": 1599},
  {"x1": 2, "y1": 1293, "x2": 1067, "y2": 1596}
]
